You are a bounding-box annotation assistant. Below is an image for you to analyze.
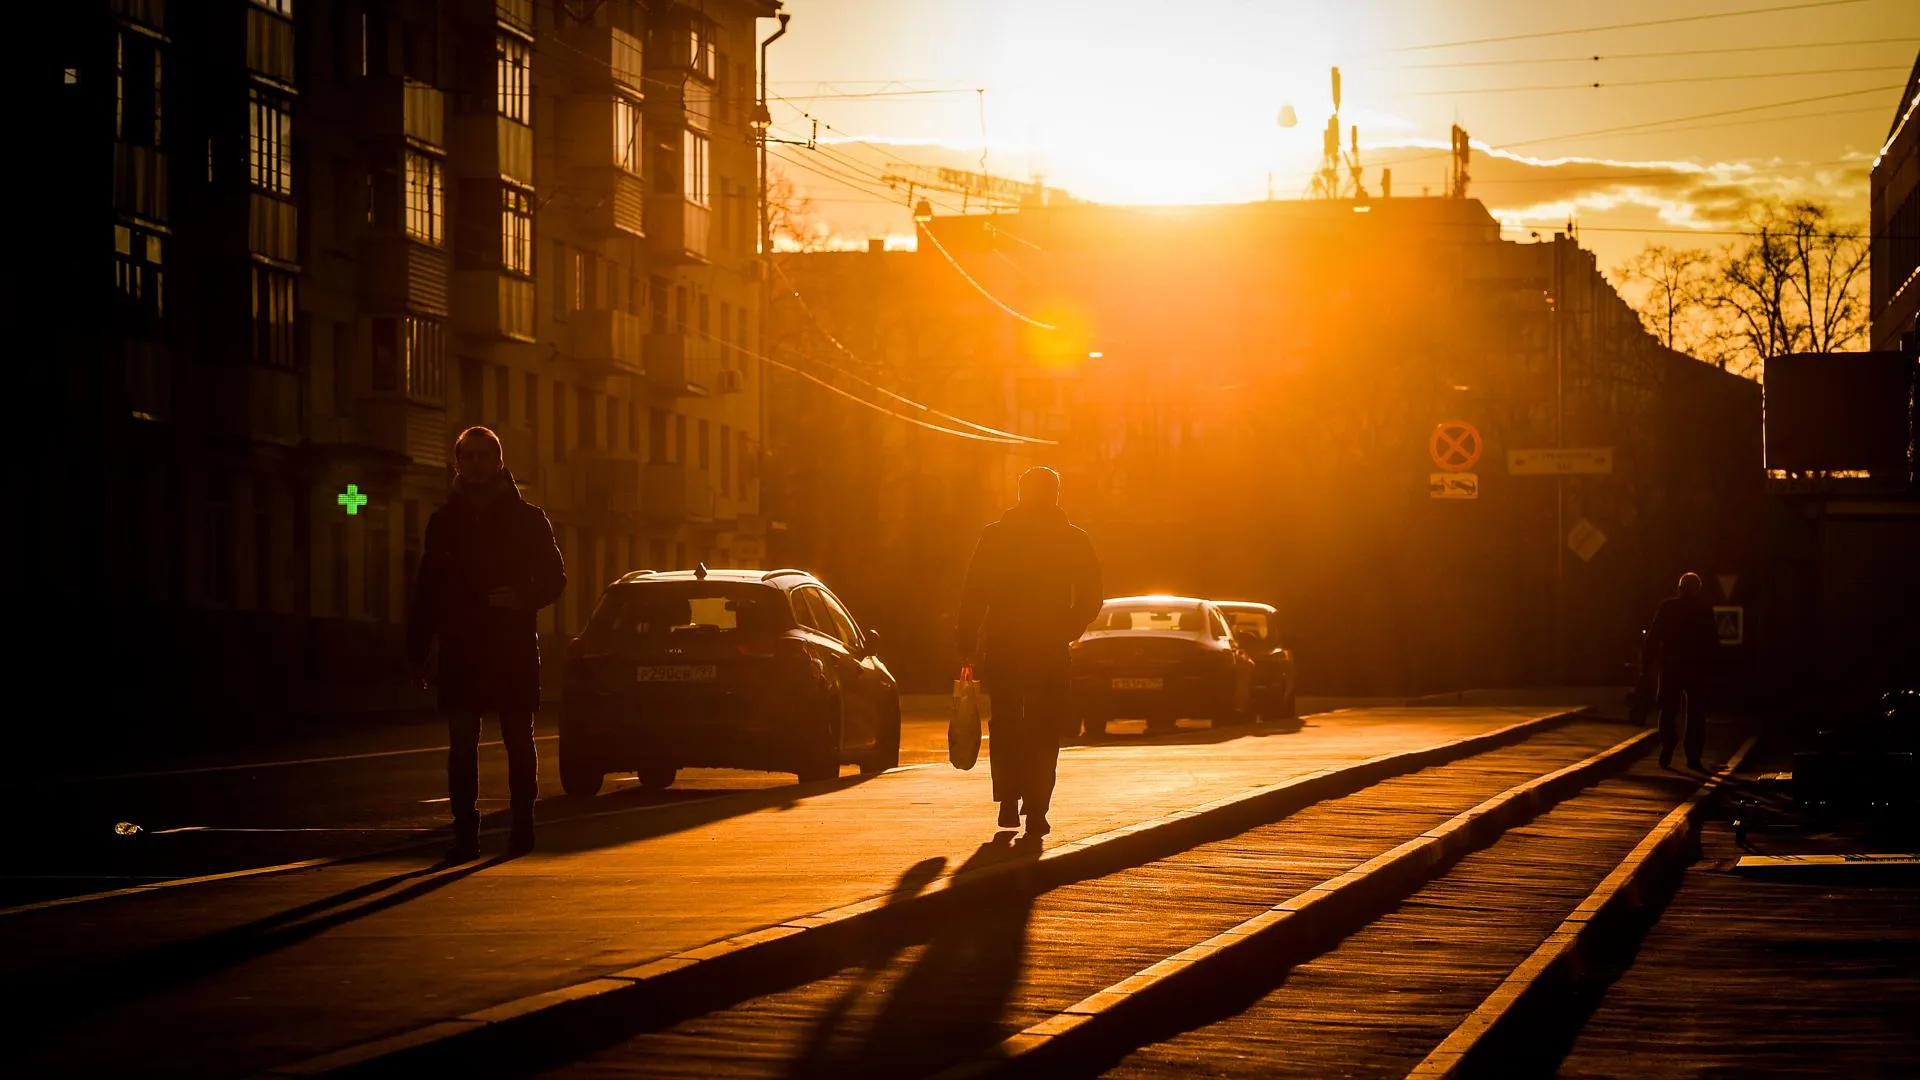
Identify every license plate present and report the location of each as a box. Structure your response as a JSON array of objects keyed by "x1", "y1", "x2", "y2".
[
  {"x1": 1112, "y1": 677, "x2": 1163, "y2": 691},
  {"x1": 637, "y1": 665, "x2": 717, "y2": 683}
]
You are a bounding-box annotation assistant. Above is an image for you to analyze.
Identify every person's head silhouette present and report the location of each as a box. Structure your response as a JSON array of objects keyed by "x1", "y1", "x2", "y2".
[
  {"x1": 1678, "y1": 572, "x2": 1703, "y2": 598},
  {"x1": 1017, "y1": 466, "x2": 1061, "y2": 506}
]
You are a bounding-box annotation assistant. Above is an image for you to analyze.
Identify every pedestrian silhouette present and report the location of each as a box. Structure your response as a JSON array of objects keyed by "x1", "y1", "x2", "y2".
[
  {"x1": 408, "y1": 426, "x2": 566, "y2": 860},
  {"x1": 1643, "y1": 571, "x2": 1720, "y2": 770},
  {"x1": 956, "y1": 466, "x2": 1102, "y2": 841}
]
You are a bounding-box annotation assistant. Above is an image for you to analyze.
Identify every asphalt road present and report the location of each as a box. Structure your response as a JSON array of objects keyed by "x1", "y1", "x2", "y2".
[{"x1": 0, "y1": 697, "x2": 1357, "y2": 908}]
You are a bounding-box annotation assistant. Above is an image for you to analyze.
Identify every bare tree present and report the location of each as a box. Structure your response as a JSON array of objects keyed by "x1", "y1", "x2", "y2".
[
  {"x1": 1614, "y1": 199, "x2": 1869, "y2": 377},
  {"x1": 765, "y1": 168, "x2": 823, "y2": 252}
]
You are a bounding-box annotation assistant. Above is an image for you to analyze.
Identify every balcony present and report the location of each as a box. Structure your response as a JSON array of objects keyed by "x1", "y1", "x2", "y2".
[
  {"x1": 359, "y1": 234, "x2": 451, "y2": 316},
  {"x1": 564, "y1": 24, "x2": 643, "y2": 95},
  {"x1": 454, "y1": 271, "x2": 535, "y2": 343},
  {"x1": 246, "y1": 5, "x2": 295, "y2": 86},
  {"x1": 572, "y1": 166, "x2": 646, "y2": 238},
  {"x1": 646, "y1": 195, "x2": 711, "y2": 263},
  {"x1": 360, "y1": 76, "x2": 445, "y2": 149},
  {"x1": 572, "y1": 309, "x2": 645, "y2": 378},
  {"x1": 357, "y1": 396, "x2": 450, "y2": 464},
  {"x1": 644, "y1": 464, "x2": 716, "y2": 524},
  {"x1": 578, "y1": 454, "x2": 642, "y2": 515},
  {"x1": 210, "y1": 365, "x2": 300, "y2": 446},
  {"x1": 496, "y1": 0, "x2": 533, "y2": 34},
  {"x1": 113, "y1": 142, "x2": 167, "y2": 221},
  {"x1": 643, "y1": 333, "x2": 718, "y2": 397},
  {"x1": 250, "y1": 194, "x2": 297, "y2": 262},
  {"x1": 450, "y1": 115, "x2": 532, "y2": 186}
]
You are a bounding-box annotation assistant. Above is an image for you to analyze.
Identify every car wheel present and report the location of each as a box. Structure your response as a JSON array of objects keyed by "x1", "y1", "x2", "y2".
[
  {"x1": 559, "y1": 742, "x2": 605, "y2": 798},
  {"x1": 861, "y1": 700, "x2": 902, "y2": 774},
  {"x1": 635, "y1": 762, "x2": 677, "y2": 790}
]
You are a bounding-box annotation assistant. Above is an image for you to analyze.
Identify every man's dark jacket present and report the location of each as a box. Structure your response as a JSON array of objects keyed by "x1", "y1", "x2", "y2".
[
  {"x1": 956, "y1": 502, "x2": 1102, "y2": 676},
  {"x1": 407, "y1": 470, "x2": 566, "y2": 712},
  {"x1": 1644, "y1": 593, "x2": 1720, "y2": 678}
]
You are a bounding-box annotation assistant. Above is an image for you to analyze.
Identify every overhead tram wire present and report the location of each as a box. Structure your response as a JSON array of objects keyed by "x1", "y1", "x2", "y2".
[
  {"x1": 1407, "y1": 65, "x2": 1912, "y2": 97},
  {"x1": 917, "y1": 224, "x2": 1058, "y2": 331},
  {"x1": 769, "y1": 262, "x2": 1057, "y2": 445},
  {"x1": 1397, "y1": 37, "x2": 1920, "y2": 69},
  {"x1": 1395, "y1": 0, "x2": 1874, "y2": 52}
]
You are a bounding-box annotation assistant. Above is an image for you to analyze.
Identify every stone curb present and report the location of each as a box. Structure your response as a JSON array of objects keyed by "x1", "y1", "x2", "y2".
[
  {"x1": 1403, "y1": 736, "x2": 1758, "y2": 1080},
  {"x1": 932, "y1": 728, "x2": 1658, "y2": 1080},
  {"x1": 249, "y1": 710, "x2": 1586, "y2": 1078}
]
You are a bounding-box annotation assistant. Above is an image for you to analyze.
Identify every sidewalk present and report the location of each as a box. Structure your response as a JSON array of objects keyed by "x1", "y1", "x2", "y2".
[{"x1": 0, "y1": 702, "x2": 1592, "y2": 1079}]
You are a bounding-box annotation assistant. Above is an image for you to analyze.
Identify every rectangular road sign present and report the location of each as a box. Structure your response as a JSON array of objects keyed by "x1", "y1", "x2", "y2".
[
  {"x1": 1713, "y1": 605, "x2": 1744, "y2": 646},
  {"x1": 1430, "y1": 472, "x2": 1479, "y2": 499},
  {"x1": 1508, "y1": 447, "x2": 1614, "y2": 475}
]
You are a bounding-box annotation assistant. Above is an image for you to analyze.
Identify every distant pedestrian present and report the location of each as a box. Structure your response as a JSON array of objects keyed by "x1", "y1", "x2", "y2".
[
  {"x1": 1643, "y1": 572, "x2": 1720, "y2": 770},
  {"x1": 956, "y1": 467, "x2": 1103, "y2": 841},
  {"x1": 408, "y1": 427, "x2": 566, "y2": 860}
]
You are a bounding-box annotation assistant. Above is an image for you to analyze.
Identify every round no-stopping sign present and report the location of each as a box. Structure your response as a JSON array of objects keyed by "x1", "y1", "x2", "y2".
[{"x1": 1430, "y1": 421, "x2": 1482, "y2": 472}]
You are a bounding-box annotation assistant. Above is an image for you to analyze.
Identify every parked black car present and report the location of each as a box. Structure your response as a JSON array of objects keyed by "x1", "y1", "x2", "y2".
[
  {"x1": 1213, "y1": 600, "x2": 1299, "y2": 724},
  {"x1": 559, "y1": 567, "x2": 901, "y2": 795},
  {"x1": 1070, "y1": 595, "x2": 1256, "y2": 735}
]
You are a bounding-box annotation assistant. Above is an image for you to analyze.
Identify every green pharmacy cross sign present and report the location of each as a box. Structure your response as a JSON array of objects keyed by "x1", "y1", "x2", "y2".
[{"x1": 337, "y1": 484, "x2": 370, "y2": 516}]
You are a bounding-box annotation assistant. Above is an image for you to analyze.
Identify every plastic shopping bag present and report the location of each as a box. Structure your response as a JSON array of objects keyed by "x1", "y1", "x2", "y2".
[{"x1": 950, "y1": 667, "x2": 982, "y2": 771}]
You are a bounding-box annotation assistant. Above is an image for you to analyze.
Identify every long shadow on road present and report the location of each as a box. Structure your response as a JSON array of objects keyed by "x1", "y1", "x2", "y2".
[{"x1": 1, "y1": 854, "x2": 507, "y2": 1062}]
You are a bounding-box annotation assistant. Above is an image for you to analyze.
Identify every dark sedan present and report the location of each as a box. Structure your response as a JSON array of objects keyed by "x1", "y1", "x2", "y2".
[
  {"x1": 559, "y1": 567, "x2": 901, "y2": 795},
  {"x1": 1070, "y1": 595, "x2": 1256, "y2": 735},
  {"x1": 1214, "y1": 600, "x2": 1299, "y2": 724}
]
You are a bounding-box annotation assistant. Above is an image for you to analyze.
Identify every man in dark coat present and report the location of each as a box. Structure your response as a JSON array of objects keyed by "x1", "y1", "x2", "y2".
[
  {"x1": 956, "y1": 467, "x2": 1103, "y2": 841},
  {"x1": 1643, "y1": 571, "x2": 1721, "y2": 771},
  {"x1": 408, "y1": 427, "x2": 566, "y2": 859}
]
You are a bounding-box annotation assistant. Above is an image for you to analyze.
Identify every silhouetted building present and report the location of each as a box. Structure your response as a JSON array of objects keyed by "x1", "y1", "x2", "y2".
[
  {"x1": 1871, "y1": 54, "x2": 1920, "y2": 356},
  {"x1": 774, "y1": 197, "x2": 1763, "y2": 695},
  {"x1": 25, "y1": 0, "x2": 777, "y2": 733}
]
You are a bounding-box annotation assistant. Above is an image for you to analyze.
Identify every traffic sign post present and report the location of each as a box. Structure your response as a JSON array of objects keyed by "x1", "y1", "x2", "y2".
[
  {"x1": 1508, "y1": 447, "x2": 1614, "y2": 475},
  {"x1": 1430, "y1": 421, "x2": 1482, "y2": 472}
]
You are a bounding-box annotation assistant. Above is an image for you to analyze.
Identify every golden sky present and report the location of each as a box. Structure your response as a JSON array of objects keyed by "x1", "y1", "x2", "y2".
[{"x1": 759, "y1": 0, "x2": 1917, "y2": 272}]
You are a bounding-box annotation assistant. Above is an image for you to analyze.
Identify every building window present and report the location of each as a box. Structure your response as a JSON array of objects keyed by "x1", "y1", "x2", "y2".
[
  {"x1": 404, "y1": 150, "x2": 443, "y2": 244},
  {"x1": 738, "y1": 430, "x2": 751, "y2": 494},
  {"x1": 252, "y1": 0, "x2": 294, "y2": 15},
  {"x1": 606, "y1": 396, "x2": 621, "y2": 453},
  {"x1": 113, "y1": 223, "x2": 165, "y2": 322},
  {"x1": 628, "y1": 401, "x2": 640, "y2": 453},
  {"x1": 494, "y1": 365, "x2": 511, "y2": 427},
  {"x1": 371, "y1": 316, "x2": 397, "y2": 391},
  {"x1": 697, "y1": 419, "x2": 710, "y2": 470},
  {"x1": 461, "y1": 357, "x2": 483, "y2": 424},
  {"x1": 502, "y1": 185, "x2": 532, "y2": 274},
  {"x1": 688, "y1": 23, "x2": 714, "y2": 80},
  {"x1": 552, "y1": 381, "x2": 567, "y2": 462},
  {"x1": 577, "y1": 387, "x2": 596, "y2": 449},
  {"x1": 496, "y1": 34, "x2": 530, "y2": 123},
  {"x1": 674, "y1": 413, "x2": 687, "y2": 464},
  {"x1": 116, "y1": 31, "x2": 163, "y2": 147},
  {"x1": 614, "y1": 95, "x2": 642, "y2": 174},
  {"x1": 254, "y1": 478, "x2": 275, "y2": 611},
  {"x1": 250, "y1": 266, "x2": 297, "y2": 369},
  {"x1": 649, "y1": 407, "x2": 667, "y2": 463},
  {"x1": 331, "y1": 521, "x2": 349, "y2": 616},
  {"x1": 404, "y1": 316, "x2": 445, "y2": 401},
  {"x1": 719, "y1": 424, "x2": 732, "y2": 495},
  {"x1": 573, "y1": 250, "x2": 587, "y2": 311},
  {"x1": 364, "y1": 506, "x2": 391, "y2": 621},
  {"x1": 249, "y1": 89, "x2": 293, "y2": 195},
  {"x1": 524, "y1": 372, "x2": 539, "y2": 430},
  {"x1": 683, "y1": 130, "x2": 709, "y2": 206},
  {"x1": 650, "y1": 276, "x2": 669, "y2": 334}
]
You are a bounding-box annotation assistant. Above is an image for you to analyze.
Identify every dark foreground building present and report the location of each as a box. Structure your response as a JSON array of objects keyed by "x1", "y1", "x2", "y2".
[{"x1": 17, "y1": 0, "x2": 778, "y2": 747}]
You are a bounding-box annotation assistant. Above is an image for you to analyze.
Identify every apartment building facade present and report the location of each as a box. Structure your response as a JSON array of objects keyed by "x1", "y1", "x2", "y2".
[
  {"x1": 1870, "y1": 55, "x2": 1920, "y2": 356},
  {"x1": 27, "y1": 0, "x2": 776, "y2": 729}
]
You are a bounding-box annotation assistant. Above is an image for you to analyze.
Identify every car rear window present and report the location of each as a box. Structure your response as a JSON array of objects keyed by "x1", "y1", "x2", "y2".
[
  {"x1": 1224, "y1": 611, "x2": 1270, "y2": 640},
  {"x1": 588, "y1": 582, "x2": 791, "y2": 637},
  {"x1": 1091, "y1": 602, "x2": 1206, "y2": 634}
]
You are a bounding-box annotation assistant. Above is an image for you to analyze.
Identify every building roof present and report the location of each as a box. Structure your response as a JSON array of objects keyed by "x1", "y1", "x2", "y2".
[{"x1": 1893, "y1": 51, "x2": 1920, "y2": 142}]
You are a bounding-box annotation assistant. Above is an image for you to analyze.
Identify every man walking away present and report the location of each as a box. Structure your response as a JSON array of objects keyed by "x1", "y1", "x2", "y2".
[
  {"x1": 1643, "y1": 571, "x2": 1720, "y2": 771},
  {"x1": 956, "y1": 467, "x2": 1103, "y2": 842},
  {"x1": 409, "y1": 427, "x2": 567, "y2": 860}
]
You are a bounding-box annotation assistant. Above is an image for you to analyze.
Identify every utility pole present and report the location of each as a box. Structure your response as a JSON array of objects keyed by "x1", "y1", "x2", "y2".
[
  {"x1": 756, "y1": 11, "x2": 789, "y2": 549},
  {"x1": 1552, "y1": 233, "x2": 1566, "y2": 685}
]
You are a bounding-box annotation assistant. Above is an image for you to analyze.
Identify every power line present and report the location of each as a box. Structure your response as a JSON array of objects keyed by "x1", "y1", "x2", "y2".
[
  {"x1": 1397, "y1": 0, "x2": 1874, "y2": 52},
  {"x1": 918, "y1": 223, "x2": 1059, "y2": 330},
  {"x1": 1407, "y1": 65, "x2": 1910, "y2": 97},
  {"x1": 1396, "y1": 36, "x2": 1920, "y2": 69},
  {"x1": 769, "y1": 262, "x2": 1057, "y2": 444}
]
